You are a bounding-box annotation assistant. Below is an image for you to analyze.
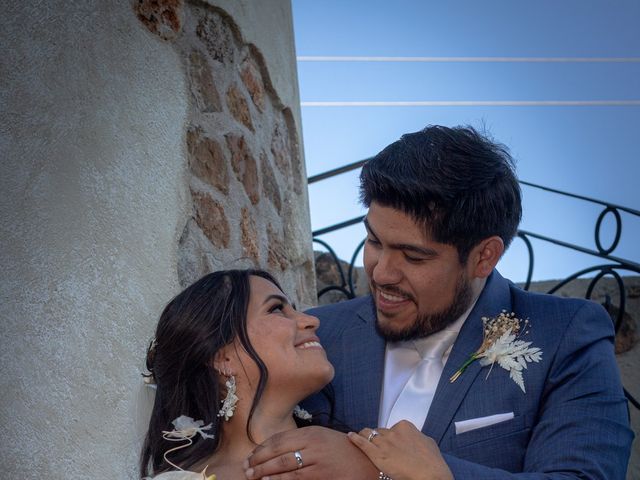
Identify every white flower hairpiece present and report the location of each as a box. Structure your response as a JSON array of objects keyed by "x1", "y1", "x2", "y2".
[
  {"x1": 163, "y1": 415, "x2": 215, "y2": 441},
  {"x1": 160, "y1": 416, "x2": 215, "y2": 474},
  {"x1": 450, "y1": 311, "x2": 542, "y2": 393}
]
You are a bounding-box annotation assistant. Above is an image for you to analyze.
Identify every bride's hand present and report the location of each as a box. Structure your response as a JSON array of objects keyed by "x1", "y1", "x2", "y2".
[
  {"x1": 347, "y1": 421, "x2": 453, "y2": 480},
  {"x1": 244, "y1": 425, "x2": 378, "y2": 480}
]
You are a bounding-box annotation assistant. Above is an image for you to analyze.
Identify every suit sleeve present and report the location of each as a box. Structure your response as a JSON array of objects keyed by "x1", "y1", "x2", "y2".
[{"x1": 444, "y1": 301, "x2": 633, "y2": 479}]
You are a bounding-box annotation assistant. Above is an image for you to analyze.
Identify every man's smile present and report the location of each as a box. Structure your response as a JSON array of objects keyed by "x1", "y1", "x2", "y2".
[{"x1": 374, "y1": 286, "x2": 414, "y2": 313}]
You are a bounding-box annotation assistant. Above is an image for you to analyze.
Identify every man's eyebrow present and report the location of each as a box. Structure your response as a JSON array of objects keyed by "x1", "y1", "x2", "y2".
[
  {"x1": 363, "y1": 217, "x2": 438, "y2": 257},
  {"x1": 396, "y1": 243, "x2": 438, "y2": 257},
  {"x1": 363, "y1": 218, "x2": 376, "y2": 237}
]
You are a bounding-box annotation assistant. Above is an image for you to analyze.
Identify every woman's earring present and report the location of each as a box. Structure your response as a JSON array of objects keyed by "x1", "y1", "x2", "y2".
[{"x1": 217, "y1": 373, "x2": 238, "y2": 421}]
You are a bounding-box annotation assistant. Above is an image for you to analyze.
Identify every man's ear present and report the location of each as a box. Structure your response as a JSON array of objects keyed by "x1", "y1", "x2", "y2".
[{"x1": 469, "y1": 236, "x2": 504, "y2": 278}]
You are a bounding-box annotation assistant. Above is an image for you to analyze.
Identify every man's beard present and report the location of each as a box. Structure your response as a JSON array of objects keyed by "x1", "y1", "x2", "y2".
[{"x1": 373, "y1": 273, "x2": 474, "y2": 342}]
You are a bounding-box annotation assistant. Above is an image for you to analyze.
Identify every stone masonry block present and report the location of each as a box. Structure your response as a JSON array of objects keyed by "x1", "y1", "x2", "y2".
[
  {"x1": 267, "y1": 224, "x2": 288, "y2": 271},
  {"x1": 226, "y1": 84, "x2": 254, "y2": 132},
  {"x1": 240, "y1": 57, "x2": 265, "y2": 112},
  {"x1": 225, "y1": 134, "x2": 259, "y2": 205},
  {"x1": 134, "y1": 0, "x2": 183, "y2": 40},
  {"x1": 196, "y1": 11, "x2": 235, "y2": 64},
  {"x1": 187, "y1": 128, "x2": 229, "y2": 194},
  {"x1": 270, "y1": 119, "x2": 291, "y2": 177},
  {"x1": 188, "y1": 50, "x2": 222, "y2": 112},
  {"x1": 282, "y1": 108, "x2": 303, "y2": 195},
  {"x1": 259, "y1": 151, "x2": 282, "y2": 213},
  {"x1": 191, "y1": 189, "x2": 230, "y2": 249},
  {"x1": 240, "y1": 207, "x2": 260, "y2": 265}
]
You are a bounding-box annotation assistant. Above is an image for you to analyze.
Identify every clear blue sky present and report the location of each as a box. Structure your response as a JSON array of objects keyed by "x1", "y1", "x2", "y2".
[{"x1": 291, "y1": 0, "x2": 640, "y2": 282}]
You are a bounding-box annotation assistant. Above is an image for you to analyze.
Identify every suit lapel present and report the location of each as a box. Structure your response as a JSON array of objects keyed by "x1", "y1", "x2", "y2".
[
  {"x1": 341, "y1": 298, "x2": 386, "y2": 430},
  {"x1": 422, "y1": 271, "x2": 512, "y2": 443}
]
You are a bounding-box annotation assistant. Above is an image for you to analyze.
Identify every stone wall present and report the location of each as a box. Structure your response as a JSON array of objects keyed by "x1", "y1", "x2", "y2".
[
  {"x1": 135, "y1": 0, "x2": 315, "y2": 303},
  {"x1": 0, "y1": 1, "x2": 312, "y2": 477}
]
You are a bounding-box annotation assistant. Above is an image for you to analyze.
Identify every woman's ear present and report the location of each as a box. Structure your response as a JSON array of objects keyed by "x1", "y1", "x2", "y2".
[
  {"x1": 469, "y1": 236, "x2": 504, "y2": 278},
  {"x1": 212, "y1": 345, "x2": 235, "y2": 376}
]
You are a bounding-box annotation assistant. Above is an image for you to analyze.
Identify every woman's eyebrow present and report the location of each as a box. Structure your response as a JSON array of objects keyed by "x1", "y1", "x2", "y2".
[{"x1": 262, "y1": 293, "x2": 289, "y2": 305}]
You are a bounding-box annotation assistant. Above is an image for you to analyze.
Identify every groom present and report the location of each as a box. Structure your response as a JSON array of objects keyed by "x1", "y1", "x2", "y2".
[{"x1": 245, "y1": 126, "x2": 633, "y2": 479}]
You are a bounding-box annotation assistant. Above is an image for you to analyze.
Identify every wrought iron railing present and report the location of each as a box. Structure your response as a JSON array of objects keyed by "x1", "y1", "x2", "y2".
[{"x1": 309, "y1": 159, "x2": 640, "y2": 409}]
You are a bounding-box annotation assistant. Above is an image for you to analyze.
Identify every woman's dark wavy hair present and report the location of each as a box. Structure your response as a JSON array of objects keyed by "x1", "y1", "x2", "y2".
[
  {"x1": 360, "y1": 125, "x2": 522, "y2": 263},
  {"x1": 139, "y1": 269, "x2": 282, "y2": 477}
]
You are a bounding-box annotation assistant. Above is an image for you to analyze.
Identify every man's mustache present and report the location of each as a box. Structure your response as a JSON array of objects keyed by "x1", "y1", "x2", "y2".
[{"x1": 370, "y1": 281, "x2": 416, "y2": 303}]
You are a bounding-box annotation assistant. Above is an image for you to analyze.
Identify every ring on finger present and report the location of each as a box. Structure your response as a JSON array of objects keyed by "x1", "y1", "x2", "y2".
[
  {"x1": 293, "y1": 450, "x2": 303, "y2": 469},
  {"x1": 367, "y1": 429, "x2": 380, "y2": 442}
]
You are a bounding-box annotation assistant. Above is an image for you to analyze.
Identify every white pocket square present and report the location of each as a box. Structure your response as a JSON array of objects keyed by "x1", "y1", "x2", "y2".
[{"x1": 455, "y1": 412, "x2": 515, "y2": 434}]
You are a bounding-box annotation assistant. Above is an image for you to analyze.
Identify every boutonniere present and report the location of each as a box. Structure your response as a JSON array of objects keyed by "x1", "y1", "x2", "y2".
[{"x1": 450, "y1": 311, "x2": 542, "y2": 393}]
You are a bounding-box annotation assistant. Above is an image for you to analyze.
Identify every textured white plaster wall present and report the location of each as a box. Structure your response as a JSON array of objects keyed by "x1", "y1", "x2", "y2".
[
  {"x1": 0, "y1": 1, "x2": 189, "y2": 477},
  {"x1": 1, "y1": 0, "x2": 309, "y2": 477}
]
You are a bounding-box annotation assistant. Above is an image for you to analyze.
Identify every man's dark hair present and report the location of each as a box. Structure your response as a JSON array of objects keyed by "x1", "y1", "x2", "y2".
[{"x1": 360, "y1": 125, "x2": 522, "y2": 263}]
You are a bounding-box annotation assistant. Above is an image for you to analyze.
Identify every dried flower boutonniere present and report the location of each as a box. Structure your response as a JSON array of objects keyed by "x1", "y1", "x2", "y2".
[{"x1": 450, "y1": 311, "x2": 542, "y2": 393}]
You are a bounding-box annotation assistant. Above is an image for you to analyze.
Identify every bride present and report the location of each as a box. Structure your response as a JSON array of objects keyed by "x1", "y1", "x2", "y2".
[{"x1": 140, "y1": 269, "x2": 335, "y2": 479}]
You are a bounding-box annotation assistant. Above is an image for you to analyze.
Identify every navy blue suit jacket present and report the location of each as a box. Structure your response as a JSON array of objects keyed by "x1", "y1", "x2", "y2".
[{"x1": 303, "y1": 271, "x2": 633, "y2": 479}]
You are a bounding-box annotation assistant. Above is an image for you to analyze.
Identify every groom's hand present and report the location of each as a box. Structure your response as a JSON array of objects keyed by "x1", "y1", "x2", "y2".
[{"x1": 244, "y1": 426, "x2": 377, "y2": 480}]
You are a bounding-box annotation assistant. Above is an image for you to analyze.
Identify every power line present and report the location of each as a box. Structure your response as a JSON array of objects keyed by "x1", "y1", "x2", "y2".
[
  {"x1": 301, "y1": 100, "x2": 640, "y2": 107},
  {"x1": 297, "y1": 56, "x2": 640, "y2": 63}
]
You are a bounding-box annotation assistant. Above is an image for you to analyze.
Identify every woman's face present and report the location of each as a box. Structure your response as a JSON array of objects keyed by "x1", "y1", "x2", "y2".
[{"x1": 239, "y1": 275, "x2": 334, "y2": 399}]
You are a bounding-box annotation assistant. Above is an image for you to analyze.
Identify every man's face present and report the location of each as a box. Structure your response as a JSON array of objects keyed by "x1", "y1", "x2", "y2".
[{"x1": 363, "y1": 202, "x2": 475, "y2": 341}]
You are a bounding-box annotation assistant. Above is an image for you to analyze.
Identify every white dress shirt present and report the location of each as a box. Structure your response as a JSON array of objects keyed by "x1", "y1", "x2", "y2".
[{"x1": 378, "y1": 295, "x2": 482, "y2": 429}]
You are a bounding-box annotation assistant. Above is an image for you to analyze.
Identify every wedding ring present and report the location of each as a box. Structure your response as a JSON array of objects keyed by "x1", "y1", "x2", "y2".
[
  {"x1": 293, "y1": 450, "x2": 303, "y2": 469},
  {"x1": 367, "y1": 429, "x2": 380, "y2": 442}
]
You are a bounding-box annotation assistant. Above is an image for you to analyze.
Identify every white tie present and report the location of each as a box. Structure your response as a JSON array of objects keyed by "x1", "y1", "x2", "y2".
[{"x1": 386, "y1": 331, "x2": 457, "y2": 429}]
